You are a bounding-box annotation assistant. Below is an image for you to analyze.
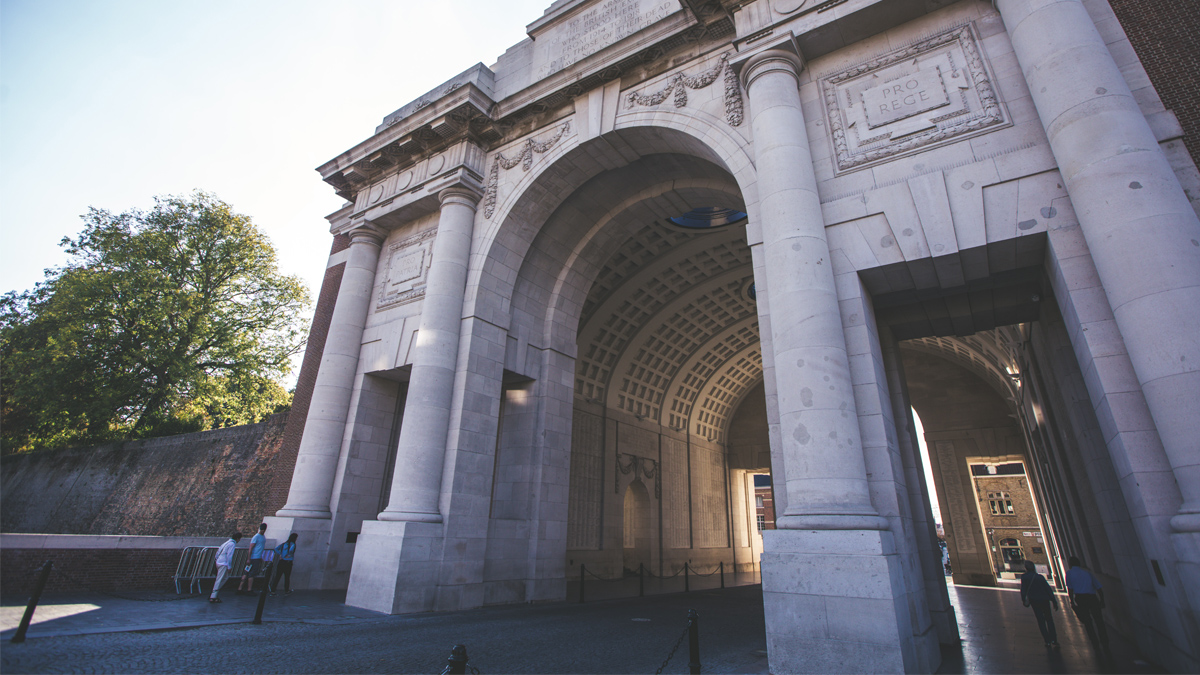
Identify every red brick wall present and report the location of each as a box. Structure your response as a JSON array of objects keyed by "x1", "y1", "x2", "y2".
[
  {"x1": 265, "y1": 234, "x2": 350, "y2": 514},
  {"x1": 1, "y1": 416, "x2": 288, "y2": 537},
  {"x1": 1109, "y1": 0, "x2": 1200, "y2": 166},
  {"x1": 1, "y1": 549, "x2": 181, "y2": 594}
]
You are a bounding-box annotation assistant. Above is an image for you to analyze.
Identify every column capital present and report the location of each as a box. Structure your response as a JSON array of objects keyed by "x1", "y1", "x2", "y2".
[
  {"x1": 347, "y1": 222, "x2": 387, "y2": 247},
  {"x1": 438, "y1": 185, "x2": 484, "y2": 209},
  {"x1": 739, "y1": 48, "x2": 805, "y2": 90}
]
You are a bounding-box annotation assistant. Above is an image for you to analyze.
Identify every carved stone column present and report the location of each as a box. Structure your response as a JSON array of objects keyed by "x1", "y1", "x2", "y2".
[
  {"x1": 378, "y1": 186, "x2": 482, "y2": 523},
  {"x1": 276, "y1": 224, "x2": 385, "y2": 519},
  {"x1": 743, "y1": 48, "x2": 884, "y2": 531},
  {"x1": 997, "y1": 0, "x2": 1200, "y2": 530},
  {"x1": 740, "y1": 45, "x2": 911, "y2": 673}
]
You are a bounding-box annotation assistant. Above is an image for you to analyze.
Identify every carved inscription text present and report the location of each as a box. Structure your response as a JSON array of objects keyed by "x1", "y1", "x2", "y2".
[
  {"x1": 861, "y1": 67, "x2": 949, "y2": 128},
  {"x1": 534, "y1": 0, "x2": 678, "y2": 80}
]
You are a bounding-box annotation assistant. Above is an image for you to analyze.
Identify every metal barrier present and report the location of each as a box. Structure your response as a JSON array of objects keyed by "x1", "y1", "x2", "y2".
[{"x1": 173, "y1": 546, "x2": 275, "y2": 594}]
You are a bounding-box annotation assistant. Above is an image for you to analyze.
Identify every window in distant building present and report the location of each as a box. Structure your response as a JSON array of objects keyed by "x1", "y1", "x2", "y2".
[
  {"x1": 988, "y1": 492, "x2": 1015, "y2": 515},
  {"x1": 756, "y1": 496, "x2": 764, "y2": 508},
  {"x1": 757, "y1": 515, "x2": 766, "y2": 531}
]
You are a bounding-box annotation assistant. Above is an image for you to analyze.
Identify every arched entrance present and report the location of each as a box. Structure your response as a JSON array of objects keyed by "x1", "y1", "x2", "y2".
[{"x1": 622, "y1": 481, "x2": 652, "y2": 574}]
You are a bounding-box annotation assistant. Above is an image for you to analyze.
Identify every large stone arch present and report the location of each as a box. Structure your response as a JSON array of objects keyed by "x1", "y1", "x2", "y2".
[{"x1": 468, "y1": 117, "x2": 766, "y2": 592}]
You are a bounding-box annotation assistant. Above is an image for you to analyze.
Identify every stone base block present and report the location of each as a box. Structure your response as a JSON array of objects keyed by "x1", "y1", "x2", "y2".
[
  {"x1": 345, "y1": 519, "x2": 445, "y2": 614},
  {"x1": 761, "y1": 528, "x2": 916, "y2": 674},
  {"x1": 262, "y1": 515, "x2": 335, "y2": 590}
]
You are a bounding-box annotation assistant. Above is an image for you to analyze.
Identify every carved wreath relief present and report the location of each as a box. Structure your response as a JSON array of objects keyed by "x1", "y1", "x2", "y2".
[
  {"x1": 821, "y1": 24, "x2": 1007, "y2": 173},
  {"x1": 483, "y1": 121, "x2": 572, "y2": 219},
  {"x1": 377, "y1": 228, "x2": 436, "y2": 309},
  {"x1": 625, "y1": 51, "x2": 744, "y2": 127}
]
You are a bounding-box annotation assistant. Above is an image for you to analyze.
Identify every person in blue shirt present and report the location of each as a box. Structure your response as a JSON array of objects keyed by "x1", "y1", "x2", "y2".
[
  {"x1": 1020, "y1": 560, "x2": 1059, "y2": 647},
  {"x1": 1065, "y1": 556, "x2": 1109, "y2": 655},
  {"x1": 269, "y1": 532, "x2": 299, "y2": 595},
  {"x1": 237, "y1": 522, "x2": 268, "y2": 594}
]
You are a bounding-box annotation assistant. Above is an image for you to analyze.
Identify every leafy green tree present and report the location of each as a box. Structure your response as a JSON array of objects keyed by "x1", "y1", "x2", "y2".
[{"x1": 1, "y1": 192, "x2": 310, "y2": 452}]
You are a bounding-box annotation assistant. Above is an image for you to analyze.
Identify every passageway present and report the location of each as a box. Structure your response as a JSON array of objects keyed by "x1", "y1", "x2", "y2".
[{"x1": 937, "y1": 582, "x2": 1163, "y2": 674}]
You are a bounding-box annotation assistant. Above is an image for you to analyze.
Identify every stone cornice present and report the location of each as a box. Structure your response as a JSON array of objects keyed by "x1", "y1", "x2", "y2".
[
  {"x1": 318, "y1": 83, "x2": 500, "y2": 201},
  {"x1": 318, "y1": 11, "x2": 737, "y2": 203}
]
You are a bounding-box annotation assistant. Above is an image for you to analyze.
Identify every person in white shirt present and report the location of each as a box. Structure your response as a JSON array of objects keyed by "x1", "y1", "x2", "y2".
[{"x1": 209, "y1": 532, "x2": 242, "y2": 604}]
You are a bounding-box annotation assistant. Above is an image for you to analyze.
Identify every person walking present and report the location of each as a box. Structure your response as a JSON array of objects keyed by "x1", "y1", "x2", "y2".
[
  {"x1": 269, "y1": 532, "x2": 298, "y2": 595},
  {"x1": 1020, "y1": 560, "x2": 1059, "y2": 647},
  {"x1": 209, "y1": 532, "x2": 242, "y2": 603},
  {"x1": 237, "y1": 523, "x2": 268, "y2": 595},
  {"x1": 1065, "y1": 556, "x2": 1110, "y2": 655}
]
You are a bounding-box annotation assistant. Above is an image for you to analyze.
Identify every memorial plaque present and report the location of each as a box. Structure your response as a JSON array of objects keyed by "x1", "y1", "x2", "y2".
[
  {"x1": 378, "y1": 228, "x2": 436, "y2": 309},
  {"x1": 861, "y1": 67, "x2": 949, "y2": 128},
  {"x1": 821, "y1": 24, "x2": 1008, "y2": 173},
  {"x1": 532, "y1": 0, "x2": 681, "y2": 81}
]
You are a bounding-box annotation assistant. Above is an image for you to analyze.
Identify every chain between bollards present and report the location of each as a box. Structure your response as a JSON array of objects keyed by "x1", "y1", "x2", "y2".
[{"x1": 11, "y1": 561, "x2": 53, "y2": 643}]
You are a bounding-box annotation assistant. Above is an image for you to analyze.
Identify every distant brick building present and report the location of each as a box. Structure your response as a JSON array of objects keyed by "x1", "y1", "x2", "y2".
[{"x1": 971, "y1": 463, "x2": 1049, "y2": 579}]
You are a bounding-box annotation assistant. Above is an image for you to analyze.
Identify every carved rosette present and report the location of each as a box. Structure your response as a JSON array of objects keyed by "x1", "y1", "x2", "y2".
[
  {"x1": 616, "y1": 452, "x2": 661, "y2": 499},
  {"x1": 625, "y1": 51, "x2": 744, "y2": 127},
  {"x1": 483, "y1": 121, "x2": 572, "y2": 219},
  {"x1": 821, "y1": 24, "x2": 1007, "y2": 173}
]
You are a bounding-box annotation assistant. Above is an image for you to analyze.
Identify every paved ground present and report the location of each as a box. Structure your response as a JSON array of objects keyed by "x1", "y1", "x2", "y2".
[
  {"x1": 0, "y1": 578, "x2": 1168, "y2": 674},
  {"x1": 939, "y1": 582, "x2": 1165, "y2": 675},
  {"x1": 1, "y1": 586, "x2": 768, "y2": 674}
]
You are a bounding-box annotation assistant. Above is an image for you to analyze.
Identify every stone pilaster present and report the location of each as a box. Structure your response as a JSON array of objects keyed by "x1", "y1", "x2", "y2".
[{"x1": 739, "y1": 45, "x2": 911, "y2": 673}]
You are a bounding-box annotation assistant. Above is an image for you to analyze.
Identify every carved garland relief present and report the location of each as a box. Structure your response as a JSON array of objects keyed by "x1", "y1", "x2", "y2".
[
  {"x1": 821, "y1": 24, "x2": 1007, "y2": 173},
  {"x1": 625, "y1": 51, "x2": 744, "y2": 127},
  {"x1": 377, "y1": 228, "x2": 437, "y2": 309},
  {"x1": 483, "y1": 121, "x2": 573, "y2": 219},
  {"x1": 616, "y1": 452, "x2": 662, "y2": 499}
]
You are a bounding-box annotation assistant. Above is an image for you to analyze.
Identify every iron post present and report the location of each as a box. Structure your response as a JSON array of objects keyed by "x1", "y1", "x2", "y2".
[
  {"x1": 11, "y1": 561, "x2": 52, "y2": 644},
  {"x1": 688, "y1": 609, "x2": 701, "y2": 674}
]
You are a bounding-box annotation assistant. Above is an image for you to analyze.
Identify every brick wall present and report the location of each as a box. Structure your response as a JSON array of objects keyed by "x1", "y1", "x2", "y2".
[
  {"x1": 1, "y1": 415, "x2": 287, "y2": 537},
  {"x1": 265, "y1": 234, "x2": 349, "y2": 514},
  {"x1": 1109, "y1": 0, "x2": 1200, "y2": 165},
  {"x1": 1, "y1": 548, "x2": 181, "y2": 594}
]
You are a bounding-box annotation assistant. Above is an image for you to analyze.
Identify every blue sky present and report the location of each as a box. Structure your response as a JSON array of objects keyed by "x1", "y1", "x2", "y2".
[{"x1": 1, "y1": 0, "x2": 547, "y2": 304}]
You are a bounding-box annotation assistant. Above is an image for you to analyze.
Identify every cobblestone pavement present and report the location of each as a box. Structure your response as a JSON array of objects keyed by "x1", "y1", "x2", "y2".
[{"x1": 1, "y1": 586, "x2": 769, "y2": 674}]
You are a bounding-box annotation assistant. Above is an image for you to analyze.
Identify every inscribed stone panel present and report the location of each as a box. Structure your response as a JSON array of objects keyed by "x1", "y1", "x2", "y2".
[
  {"x1": 662, "y1": 436, "x2": 691, "y2": 549},
  {"x1": 692, "y1": 444, "x2": 728, "y2": 548},
  {"x1": 821, "y1": 24, "x2": 1007, "y2": 173},
  {"x1": 567, "y1": 410, "x2": 604, "y2": 549},
  {"x1": 934, "y1": 440, "x2": 977, "y2": 555},
  {"x1": 378, "y1": 228, "x2": 435, "y2": 310},
  {"x1": 532, "y1": 0, "x2": 681, "y2": 81}
]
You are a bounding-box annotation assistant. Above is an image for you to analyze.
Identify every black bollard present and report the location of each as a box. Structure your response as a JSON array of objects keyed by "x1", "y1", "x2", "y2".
[
  {"x1": 639, "y1": 562, "x2": 645, "y2": 597},
  {"x1": 684, "y1": 562, "x2": 689, "y2": 593},
  {"x1": 252, "y1": 584, "x2": 269, "y2": 624},
  {"x1": 446, "y1": 644, "x2": 469, "y2": 675},
  {"x1": 719, "y1": 561, "x2": 725, "y2": 589},
  {"x1": 687, "y1": 609, "x2": 701, "y2": 675},
  {"x1": 11, "y1": 561, "x2": 53, "y2": 644},
  {"x1": 579, "y1": 564, "x2": 585, "y2": 604}
]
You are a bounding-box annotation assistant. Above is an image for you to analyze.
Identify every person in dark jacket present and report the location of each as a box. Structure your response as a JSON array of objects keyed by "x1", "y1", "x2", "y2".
[{"x1": 1020, "y1": 559, "x2": 1059, "y2": 647}]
